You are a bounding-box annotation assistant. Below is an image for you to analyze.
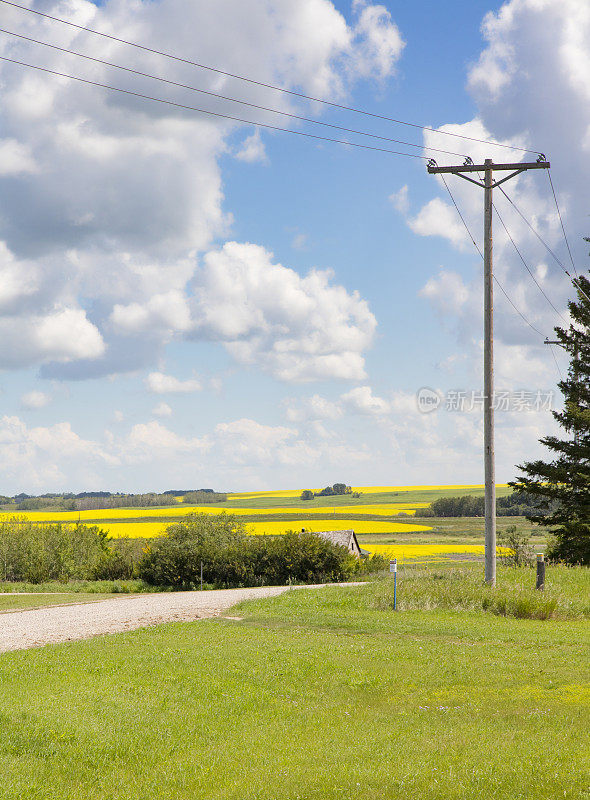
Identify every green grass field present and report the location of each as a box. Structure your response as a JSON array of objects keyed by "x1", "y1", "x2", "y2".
[
  {"x1": 219, "y1": 485, "x2": 515, "y2": 509},
  {"x1": 0, "y1": 565, "x2": 587, "y2": 799},
  {"x1": 357, "y1": 514, "x2": 542, "y2": 545}
]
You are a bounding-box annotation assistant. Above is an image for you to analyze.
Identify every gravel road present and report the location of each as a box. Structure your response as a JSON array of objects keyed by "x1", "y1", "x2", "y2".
[{"x1": 0, "y1": 584, "x2": 357, "y2": 653}]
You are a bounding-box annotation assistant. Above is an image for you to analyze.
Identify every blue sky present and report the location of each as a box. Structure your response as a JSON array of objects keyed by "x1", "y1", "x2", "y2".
[{"x1": 0, "y1": 0, "x2": 585, "y2": 493}]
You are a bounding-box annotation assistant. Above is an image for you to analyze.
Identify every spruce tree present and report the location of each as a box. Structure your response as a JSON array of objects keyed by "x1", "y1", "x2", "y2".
[{"x1": 511, "y1": 271, "x2": 590, "y2": 565}]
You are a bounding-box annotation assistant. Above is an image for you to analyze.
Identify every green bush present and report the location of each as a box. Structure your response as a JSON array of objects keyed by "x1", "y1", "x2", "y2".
[
  {"x1": 91, "y1": 547, "x2": 135, "y2": 580},
  {"x1": 0, "y1": 518, "x2": 112, "y2": 583},
  {"x1": 137, "y1": 514, "x2": 359, "y2": 589},
  {"x1": 499, "y1": 524, "x2": 534, "y2": 566}
]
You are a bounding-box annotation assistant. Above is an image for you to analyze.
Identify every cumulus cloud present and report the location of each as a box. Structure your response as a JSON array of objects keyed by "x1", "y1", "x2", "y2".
[
  {"x1": 0, "y1": 307, "x2": 105, "y2": 368},
  {"x1": 389, "y1": 185, "x2": 409, "y2": 214},
  {"x1": 21, "y1": 390, "x2": 51, "y2": 409},
  {"x1": 0, "y1": 139, "x2": 36, "y2": 175},
  {"x1": 145, "y1": 372, "x2": 202, "y2": 394},
  {"x1": 341, "y1": 385, "x2": 391, "y2": 415},
  {"x1": 235, "y1": 130, "x2": 268, "y2": 164},
  {"x1": 420, "y1": 270, "x2": 472, "y2": 317},
  {"x1": 0, "y1": 415, "x2": 117, "y2": 489},
  {"x1": 125, "y1": 421, "x2": 209, "y2": 460},
  {"x1": 408, "y1": 197, "x2": 470, "y2": 249},
  {"x1": 152, "y1": 402, "x2": 173, "y2": 418},
  {"x1": 284, "y1": 394, "x2": 343, "y2": 422},
  {"x1": 0, "y1": 0, "x2": 399, "y2": 380},
  {"x1": 191, "y1": 242, "x2": 376, "y2": 381},
  {"x1": 350, "y1": 1, "x2": 405, "y2": 80}
]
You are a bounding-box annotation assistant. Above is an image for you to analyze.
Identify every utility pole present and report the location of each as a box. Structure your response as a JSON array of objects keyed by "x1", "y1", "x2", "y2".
[{"x1": 428, "y1": 156, "x2": 550, "y2": 585}]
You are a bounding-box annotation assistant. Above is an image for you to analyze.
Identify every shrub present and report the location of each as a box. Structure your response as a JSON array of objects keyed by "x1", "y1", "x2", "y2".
[
  {"x1": 91, "y1": 546, "x2": 135, "y2": 580},
  {"x1": 300, "y1": 490, "x2": 314, "y2": 501},
  {"x1": 0, "y1": 519, "x2": 111, "y2": 583},
  {"x1": 137, "y1": 514, "x2": 359, "y2": 589},
  {"x1": 499, "y1": 524, "x2": 534, "y2": 566}
]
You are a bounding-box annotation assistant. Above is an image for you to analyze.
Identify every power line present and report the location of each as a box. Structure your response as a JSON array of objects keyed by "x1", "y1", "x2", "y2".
[
  {"x1": 548, "y1": 343, "x2": 563, "y2": 381},
  {"x1": 547, "y1": 169, "x2": 578, "y2": 277},
  {"x1": 439, "y1": 172, "x2": 483, "y2": 258},
  {"x1": 0, "y1": 0, "x2": 544, "y2": 157},
  {"x1": 0, "y1": 27, "x2": 468, "y2": 159},
  {"x1": 493, "y1": 200, "x2": 568, "y2": 324},
  {"x1": 498, "y1": 184, "x2": 590, "y2": 305},
  {"x1": 439, "y1": 173, "x2": 547, "y2": 339},
  {"x1": 0, "y1": 55, "x2": 428, "y2": 160},
  {"x1": 496, "y1": 184, "x2": 568, "y2": 274}
]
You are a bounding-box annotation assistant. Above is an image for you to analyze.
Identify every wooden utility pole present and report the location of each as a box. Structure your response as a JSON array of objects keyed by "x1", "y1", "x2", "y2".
[{"x1": 427, "y1": 156, "x2": 550, "y2": 585}]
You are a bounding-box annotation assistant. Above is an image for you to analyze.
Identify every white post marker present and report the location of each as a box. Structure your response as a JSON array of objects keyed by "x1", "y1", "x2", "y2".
[{"x1": 390, "y1": 559, "x2": 398, "y2": 610}]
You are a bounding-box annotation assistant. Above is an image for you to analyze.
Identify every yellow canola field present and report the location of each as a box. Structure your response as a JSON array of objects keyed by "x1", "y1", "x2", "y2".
[
  {"x1": 228, "y1": 489, "x2": 302, "y2": 499},
  {"x1": 0, "y1": 502, "x2": 428, "y2": 523},
  {"x1": 352, "y1": 484, "x2": 509, "y2": 493},
  {"x1": 102, "y1": 522, "x2": 169, "y2": 539},
  {"x1": 245, "y1": 520, "x2": 432, "y2": 536},
  {"x1": 229, "y1": 484, "x2": 509, "y2": 499},
  {"x1": 362, "y1": 543, "x2": 506, "y2": 562},
  {"x1": 99, "y1": 519, "x2": 432, "y2": 539}
]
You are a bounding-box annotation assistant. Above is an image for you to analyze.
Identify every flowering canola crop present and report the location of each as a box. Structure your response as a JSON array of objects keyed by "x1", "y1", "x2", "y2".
[
  {"x1": 362, "y1": 543, "x2": 507, "y2": 563},
  {"x1": 0, "y1": 502, "x2": 428, "y2": 523},
  {"x1": 98, "y1": 519, "x2": 432, "y2": 538}
]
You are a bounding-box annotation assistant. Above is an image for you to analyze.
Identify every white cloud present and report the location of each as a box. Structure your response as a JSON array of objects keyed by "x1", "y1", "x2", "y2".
[
  {"x1": 21, "y1": 390, "x2": 51, "y2": 410},
  {"x1": 110, "y1": 291, "x2": 192, "y2": 335},
  {"x1": 0, "y1": 139, "x2": 36, "y2": 176},
  {"x1": 125, "y1": 421, "x2": 209, "y2": 459},
  {"x1": 235, "y1": 130, "x2": 268, "y2": 164},
  {"x1": 420, "y1": 270, "x2": 471, "y2": 317},
  {"x1": 389, "y1": 185, "x2": 409, "y2": 214},
  {"x1": 0, "y1": 415, "x2": 117, "y2": 490},
  {"x1": 145, "y1": 372, "x2": 202, "y2": 394},
  {"x1": 214, "y1": 418, "x2": 319, "y2": 467},
  {"x1": 0, "y1": 307, "x2": 105, "y2": 368},
  {"x1": 191, "y1": 241, "x2": 376, "y2": 381},
  {"x1": 152, "y1": 402, "x2": 173, "y2": 418},
  {"x1": 408, "y1": 197, "x2": 470, "y2": 249},
  {"x1": 341, "y1": 385, "x2": 391, "y2": 415},
  {"x1": 350, "y1": 1, "x2": 405, "y2": 80},
  {"x1": 284, "y1": 394, "x2": 343, "y2": 422},
  {"x1": 0, "y1": 0, "x2": 398, "y2": 379},
  {"x1": 291, "y1": 232, "x2": 308, "y2": 251}
]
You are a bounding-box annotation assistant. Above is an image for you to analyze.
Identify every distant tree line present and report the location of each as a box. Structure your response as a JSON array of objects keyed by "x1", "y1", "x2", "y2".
[
  {"x1": 300, "y1": 483, "x2": 352, "y2": 501},
  {"x1": 421, "y1": 492, "x2": 555, "y2": 518},
  {"x1": 4, "y1": 489, "x2": 227, "y2": 512},
  {"x1": 76, "y1": 493, "x2": 180, "y2": 511},
  {"x1": 181, "y1": 491, "x2": 227, "y2": 505}
]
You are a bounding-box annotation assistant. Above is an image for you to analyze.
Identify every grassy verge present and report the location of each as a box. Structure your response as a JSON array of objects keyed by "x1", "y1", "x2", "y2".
[
  {"x1": 0, "y1": 567, "x2": 587, "y2": 799},
  {"x1": 0, "y1": 594, "x2": 121, "y2": 612},
  {"x1": 0, "y1": 579, "x2": 154, "y2": 594}
]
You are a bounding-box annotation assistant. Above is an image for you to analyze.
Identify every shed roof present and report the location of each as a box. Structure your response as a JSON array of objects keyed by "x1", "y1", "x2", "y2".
[{"x1": 313, "y1": 529, "x2": 361, "y2": 556}]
